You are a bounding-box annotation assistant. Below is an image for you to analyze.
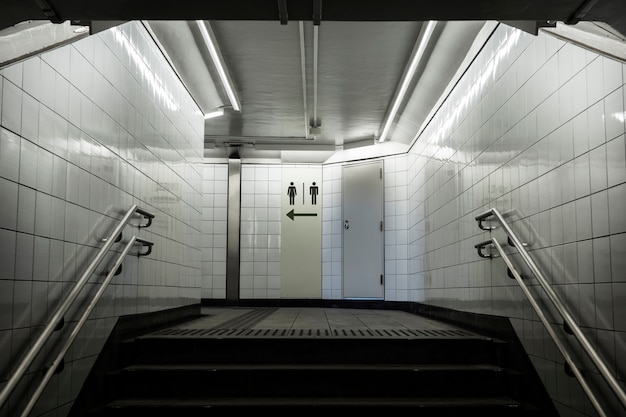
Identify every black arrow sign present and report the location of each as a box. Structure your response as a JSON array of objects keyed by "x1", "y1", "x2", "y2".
[{"x1": 286, "y1": 209, "x2": 317, "y2": 221}]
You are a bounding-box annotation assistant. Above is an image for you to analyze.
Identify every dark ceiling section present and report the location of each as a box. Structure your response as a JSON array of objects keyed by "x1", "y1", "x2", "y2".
[
  {"x1": 581, "y1": 0, "x2": 626, "y2": 35},
  {"x1": 2, "y1": 0, "x2": 626, "y2": 36}
]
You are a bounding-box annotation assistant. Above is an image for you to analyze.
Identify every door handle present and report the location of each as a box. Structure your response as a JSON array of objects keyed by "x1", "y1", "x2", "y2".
[{"x1": 344, "y1": 220, "x2": 349, "y2": 230}]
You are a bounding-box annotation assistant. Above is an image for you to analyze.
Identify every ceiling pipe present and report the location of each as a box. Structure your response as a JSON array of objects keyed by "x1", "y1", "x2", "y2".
[
  {"x1": 312, "y1": 24, "x2": 319, "y2": 129},
  {"x1": 277, "y1": 0, "x2": 288, "y2": 25},
  {"x1": 299, "y1": 21, "x2": 309, "y2": 138},
  {"x1": 205, "y1": 135, "x2": 310, "y2": 142},
  {"x1": 311, "y1": 0, "x2": 321, "y2": 132}
]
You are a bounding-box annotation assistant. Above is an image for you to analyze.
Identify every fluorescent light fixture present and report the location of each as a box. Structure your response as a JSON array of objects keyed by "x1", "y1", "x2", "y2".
[
  {"x1": 196, "y1": 20, "x2": 241, "y2": 112},
  {"x1": 204, "y1": 108, "x2": 225, "y2": 119},
  {"x1": 378, "y1": 20, "x2": 437, "y2": 143}
]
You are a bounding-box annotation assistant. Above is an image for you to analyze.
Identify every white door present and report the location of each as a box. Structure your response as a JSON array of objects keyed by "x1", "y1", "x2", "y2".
[{"x1": 342, "y1": 161, "x2": 384, "y2": 299}]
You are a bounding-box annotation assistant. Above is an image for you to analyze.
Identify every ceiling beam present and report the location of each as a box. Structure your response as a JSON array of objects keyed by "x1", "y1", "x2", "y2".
[
  {"x1": 2, "y1": 0, "x2": 625, "y2": 36},
  {"x1": 277, "y1": 0, "x2": 288, "y2": 25}
]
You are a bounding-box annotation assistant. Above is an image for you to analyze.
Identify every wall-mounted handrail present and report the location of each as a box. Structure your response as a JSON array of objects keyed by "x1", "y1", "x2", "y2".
[
  {"x1": 479, "y1": 237, "x2": 607, "y2": 417},
  {"x1": 0, "y1": 204, "x2": 155, "y2": 411},
  {"x1": 476, "y1": 207, "x2": 626, "y2": 414},
  {"x1": 20, "y1": 236, "x2": 153, "y2": 417}
]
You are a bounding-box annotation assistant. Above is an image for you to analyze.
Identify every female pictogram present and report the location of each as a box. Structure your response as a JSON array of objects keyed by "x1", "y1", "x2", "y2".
[{"x1": 287, "y1": 182, "x2": 297, "y2": 205}]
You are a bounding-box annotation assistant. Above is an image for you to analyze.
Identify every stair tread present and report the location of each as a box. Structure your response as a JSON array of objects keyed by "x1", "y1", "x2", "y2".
[
  {"x1": 121, "y1": 363, "x2": 510, "y2": 372},
  {"x1": 106, "y1": 396, "x2": 523, "y2": 407},
  {"x1": 134, "y1": 335, "x2": 494, "y2": 342},
  {"x1": 74, "y1": 309, "x2": 558, "y2": 417}
]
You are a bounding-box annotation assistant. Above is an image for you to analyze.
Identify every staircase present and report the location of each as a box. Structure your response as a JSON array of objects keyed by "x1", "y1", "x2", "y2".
[{"x1": 82, "y1": 318, "x2": 558, "y2": 416}]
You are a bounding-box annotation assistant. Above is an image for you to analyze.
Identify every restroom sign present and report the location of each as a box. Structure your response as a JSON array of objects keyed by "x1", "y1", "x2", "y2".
[
  {"x1": 281, "y1": 166, "x2": 322, "y2": 298},
  {"x1": 286, "y1": 181, "x2": 321, "y2": 206}
]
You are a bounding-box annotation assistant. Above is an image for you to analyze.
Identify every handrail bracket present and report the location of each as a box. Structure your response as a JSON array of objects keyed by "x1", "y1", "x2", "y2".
[
  {"x1": 475, "y1": 211, "x2": 497, "y2": 231},
  {"x1": 134, "y1": 208, "x2": 155, "y2": 228},
  {"x1": 136, "y1": 238, "x2": 154, "y2": 257},
  {"x1": 475, "y1": 240, "x2": 495, "y2": 258}
]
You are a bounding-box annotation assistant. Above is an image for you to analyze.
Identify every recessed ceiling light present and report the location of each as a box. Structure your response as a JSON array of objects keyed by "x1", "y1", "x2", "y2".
[
  {"x1": 73, "y1": 26, "x2": 89, "y2": 34},
  {"x1": 204, "y1": 108, "x2": 225, "y2": 119}
]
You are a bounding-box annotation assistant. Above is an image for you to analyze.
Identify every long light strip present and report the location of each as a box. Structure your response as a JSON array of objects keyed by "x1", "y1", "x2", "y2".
[
  {"x1": 378, "y1": 20, "x2": 437, "y2": 143},
  {"x1": 196, "y1": 20, "x2": 241, "y2": 112}
]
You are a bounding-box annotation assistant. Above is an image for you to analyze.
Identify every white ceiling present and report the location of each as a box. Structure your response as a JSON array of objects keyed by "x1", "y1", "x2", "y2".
[{"x1": 147, "y1": 19, "x2": 488, "y2": 162}]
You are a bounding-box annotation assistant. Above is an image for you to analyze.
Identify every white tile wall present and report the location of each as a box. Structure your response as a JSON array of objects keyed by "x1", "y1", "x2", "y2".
[
  {"x1": 240, "y1": 164, "x2": 282, "y2": 299},
  {"x1": 201, "y1": 163, "x2": 228, "y2": 299},
  {"x1": 405, "y1": 24, "x2": 626, "y2": 416},
  {"x1": 0, "y1": 21, "x2": 203, "y2": 417},
  {"x1": 322, "y1": 164, "x2": 342, "y2": 299},
  {"x1": 384, "y1": 155, "x2": 410, "y2": 301}
]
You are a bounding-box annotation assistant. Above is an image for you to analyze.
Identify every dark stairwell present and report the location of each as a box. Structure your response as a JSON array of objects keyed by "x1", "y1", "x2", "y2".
[{"x1": 70, "y1": 302, "x2": 559, "y2": 416}]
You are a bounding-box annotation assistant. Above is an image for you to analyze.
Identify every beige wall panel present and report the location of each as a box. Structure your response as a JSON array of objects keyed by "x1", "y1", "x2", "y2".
[{"x1": 281, "y1": 166, "x2": 322, "y2": 298}]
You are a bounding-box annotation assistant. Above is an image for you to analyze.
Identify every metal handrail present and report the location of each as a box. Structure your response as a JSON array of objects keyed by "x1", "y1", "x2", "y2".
[
  {"x1": 481, "y1": 237, "x2": 607, "y2": 417},
  {"x1": 476, "y1": 207, "x2": 626, "y2": 414},
  {"x1": 20, "y1": 236, "x2": 153, "y2": 417},
  {"x1": 0, "y1": 204, "x2": 155, "y2": 411}
]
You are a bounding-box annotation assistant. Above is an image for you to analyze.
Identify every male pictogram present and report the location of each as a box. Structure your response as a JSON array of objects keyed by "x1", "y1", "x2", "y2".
[{"x1": 310, "y1": 182, "x2": 319, "y2": 205}]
